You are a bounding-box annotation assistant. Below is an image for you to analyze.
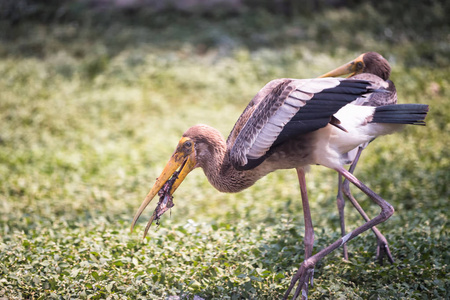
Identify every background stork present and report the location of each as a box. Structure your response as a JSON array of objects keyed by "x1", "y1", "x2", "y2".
[
  {"x1": 131, "y1": 76, "x2": 428, "y2": 299},
  {"x1": 319, "y1": 52, "x2": 396, "y2": 264}
]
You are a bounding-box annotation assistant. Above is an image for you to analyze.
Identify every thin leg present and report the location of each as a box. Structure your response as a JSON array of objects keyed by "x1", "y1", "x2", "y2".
[
  {"x1": 336, "y1": 174, "x2": 349, "y2": 260},
  {"x1": 284, "y1": 167, "x2": 395, "y2": 300},
  {"x1": 297, "y1": 168, "x2": 314, "y2": 259},
  {"x1": 342, "y1": 179, "x2": 394, "y2": 264},
  {"x1": 341, "y1": 148, "x2": 394, "y2": 264},
  {"x1": 335, "y1": 147, "x2": 365, "y2": 261},
  {"x1": 296, "y1": 168, "x2": 315, "y2": 300}
]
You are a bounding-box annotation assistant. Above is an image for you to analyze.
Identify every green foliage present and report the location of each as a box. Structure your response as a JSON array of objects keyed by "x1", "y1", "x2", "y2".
[{"x1": 1, "y1": 4, "x2": 449, "y2": 299}]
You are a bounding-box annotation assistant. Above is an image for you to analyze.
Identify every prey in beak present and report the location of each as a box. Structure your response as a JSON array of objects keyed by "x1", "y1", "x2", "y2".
[
  {"x1": 318, "y1": 53, "x2": 365, "y2": 78},
  {"x1": 131, "y1": 137, "x2": 197, "y2": 238}
]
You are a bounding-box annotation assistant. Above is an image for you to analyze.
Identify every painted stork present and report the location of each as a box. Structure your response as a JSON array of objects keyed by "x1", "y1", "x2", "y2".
[
  {"x1": 319, "y1": 52, "x2": 396, "y2": 264},
  {"x1": 131, "y1": 76, "x2": 428, "y2": 299}
]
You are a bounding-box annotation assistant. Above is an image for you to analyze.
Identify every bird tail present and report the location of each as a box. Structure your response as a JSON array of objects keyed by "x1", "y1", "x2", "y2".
[{"x1": 371, "y1": 104, "x2": 429, "y2": 125}]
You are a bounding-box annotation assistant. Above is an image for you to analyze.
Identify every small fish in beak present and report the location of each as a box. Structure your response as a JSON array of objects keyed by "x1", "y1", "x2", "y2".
[
  {"x1": 141, "y1": 169, "x2": 180, "y2": 237},
  {"x1": 155, "y1": 173, "x2": 177, "y2": 222},
  {"x1": 131, "y1": 136, "x2": 197, "y2": 238}
]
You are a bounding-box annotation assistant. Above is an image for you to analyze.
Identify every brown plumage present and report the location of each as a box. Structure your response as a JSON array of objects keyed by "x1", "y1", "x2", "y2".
[{"x1": 131, "y1": 71, "x2": 428, "y2": 299}]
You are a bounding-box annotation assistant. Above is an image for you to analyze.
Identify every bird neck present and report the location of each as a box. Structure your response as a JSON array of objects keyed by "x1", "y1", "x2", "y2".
[
  {"x1": 202, "y1": 150, "x2": 261, "y2": 193},
  {"x1": 196, "y1": 138, "x2": 261, "y2": 194},
  {"x1": 185, "y1": 124, "x2": 263, "y2": 193}
]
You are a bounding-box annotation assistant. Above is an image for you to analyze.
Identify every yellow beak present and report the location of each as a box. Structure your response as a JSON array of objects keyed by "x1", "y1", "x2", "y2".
[
  {"x1": 131, "y1": 137, "x2": 196, "y2": 238},
  {"x1": 318, "y1": 53, "x2": 365, "y2": 78}
]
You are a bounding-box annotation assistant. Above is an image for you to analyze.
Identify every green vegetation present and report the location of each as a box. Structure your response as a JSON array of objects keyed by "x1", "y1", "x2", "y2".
[{"x1": 1, "y1": 3, "x2": 449, "y2": 299}]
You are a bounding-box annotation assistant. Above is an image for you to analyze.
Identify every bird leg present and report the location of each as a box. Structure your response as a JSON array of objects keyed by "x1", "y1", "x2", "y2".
[
  {"x1": 336, "y1": 174, "x2": 349, "y2": 260},
  {"x1": 284, "y1": 167, "x2": 394, "y2": 300},
  {"x1": 296, "y1": 168, "x2": 315, "y2": 299},
  {"x1": 342, "y1": 177, "x2": 394, "y2": 264},
  {"x1": 335, "y1": 147, "x2": 365, "y2": 261},
  {"x1": 338, "y1": 147, "x2": 394, "y2": 264}
]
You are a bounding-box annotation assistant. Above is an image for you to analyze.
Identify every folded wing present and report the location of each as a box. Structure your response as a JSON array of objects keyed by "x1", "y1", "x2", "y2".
[{"x1": 230, "y1": 78, "x2": 377, "y2": 170}]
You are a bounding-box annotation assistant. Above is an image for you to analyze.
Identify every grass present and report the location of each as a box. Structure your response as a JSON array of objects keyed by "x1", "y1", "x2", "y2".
[{"x1": 1, "y1": 3, "x2": 449, "y2": 299}]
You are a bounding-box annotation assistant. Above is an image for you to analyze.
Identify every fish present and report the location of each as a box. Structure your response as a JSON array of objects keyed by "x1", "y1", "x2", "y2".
[{"x1": 142, "y1": 171, "x2": 179, "y2": 237}]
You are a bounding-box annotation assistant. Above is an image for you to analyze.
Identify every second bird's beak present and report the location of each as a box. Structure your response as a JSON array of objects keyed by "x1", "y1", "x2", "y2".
[
  {"x1": 318, "y1": 53, "x2": 365, "y2": 78},
  {"x1": 131, "y1": 137, "x2": 196, "y2": 237}
]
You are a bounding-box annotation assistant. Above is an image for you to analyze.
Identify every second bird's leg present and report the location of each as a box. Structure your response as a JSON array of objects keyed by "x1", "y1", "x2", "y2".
[
  {"x1": 336, "y1": 147, "x2": 366, "y2": 261},
  {"x1": 295, "y1": 168, "x2": 315, "y2": 300},
  {"x1": 338, "y1": 147, "x2": 394, "y2": 264},
  {"x1": 284, "y1": 167, "x2": 395, "y2": 300}
]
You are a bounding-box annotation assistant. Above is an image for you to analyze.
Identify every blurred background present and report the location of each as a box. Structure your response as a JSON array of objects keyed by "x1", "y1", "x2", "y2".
[
  {"x1": 1, "y1": 0, "x2": 449, "y2": 67},
  {"x1": 0, "y1": 0, "x2": 449, "y2": 299}
]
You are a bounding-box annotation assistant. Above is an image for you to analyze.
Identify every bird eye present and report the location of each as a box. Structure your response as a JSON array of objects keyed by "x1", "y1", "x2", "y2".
[
  {"x1": 184, "y1": 141, "x2": 192, "y2": 148},
  {"x1": 356, "y1": 62, "x2": 364, "y2": 70}
]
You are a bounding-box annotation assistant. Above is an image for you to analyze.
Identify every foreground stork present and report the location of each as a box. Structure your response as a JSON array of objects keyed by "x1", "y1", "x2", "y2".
[
  {"x1": 131, "y1": 77, "x2": 428, "y2": 299},
  {"x1": 319, "y1": 52, "x2": 396, "y2": 263}
]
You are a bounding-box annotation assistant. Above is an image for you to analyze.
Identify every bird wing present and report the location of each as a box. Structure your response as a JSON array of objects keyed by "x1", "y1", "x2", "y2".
[
  {"x1": 350, "y1": 73, "x2": 397, "y2": 106},
  {"x1": 338, "y1": 74, "x2": 397, "y2": 164},
  {"x1": 226, "y1": 78, "x2": 287, "y2": 145},
  {"x1": 230, "y1": 78, "x2": 374, "y2": 170}
]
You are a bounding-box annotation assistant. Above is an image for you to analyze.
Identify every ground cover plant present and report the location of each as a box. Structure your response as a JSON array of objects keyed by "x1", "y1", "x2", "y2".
[{"x1": 0, "y1": 2, "x2": 449, "y2": 299}]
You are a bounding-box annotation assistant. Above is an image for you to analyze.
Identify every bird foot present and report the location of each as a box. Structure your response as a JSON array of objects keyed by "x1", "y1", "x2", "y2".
[
  {"x1": 284, "y1": 262, "x2": 315, "y2": 300},
  {"x1": 376, "y1": 236, "x2": 394, "y2": 265}
]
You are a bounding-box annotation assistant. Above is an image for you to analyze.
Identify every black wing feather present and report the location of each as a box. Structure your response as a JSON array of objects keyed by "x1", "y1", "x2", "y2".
[
  {"x1": 236, "y1": 80, "x2": 375, "y2": 170},
  {"x1": 271, "y1": 80, "x2": 372, "y2": 147},
  {"x1": 371, "y1": 104, "x2": 429, "y2": 125}
]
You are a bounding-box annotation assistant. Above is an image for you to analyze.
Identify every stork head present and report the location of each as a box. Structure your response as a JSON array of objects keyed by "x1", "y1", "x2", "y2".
[
  {"x1": 131, "y1": 124, "x2": 225, "y2": 238},
  {"x1": 319, "y1": 52, "x2": 391, "y2": 81},
  {"x1": 130, "y1": 136, "x2": 197, "y2": 238}
]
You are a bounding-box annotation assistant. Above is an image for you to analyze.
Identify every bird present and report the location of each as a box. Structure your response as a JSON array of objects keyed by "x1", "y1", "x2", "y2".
[
  {"x1": 318, "y1": 52, "x2": 396, "y2": 264},
  {"x1": 131, "y1": 76, "x2": 428, "y2": 299}
]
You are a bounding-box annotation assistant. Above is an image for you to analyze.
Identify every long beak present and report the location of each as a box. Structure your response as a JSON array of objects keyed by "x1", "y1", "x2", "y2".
[
  {"x1": 131, "y1": 137, "x2": 196, "y2": 235},
  {"x1": 318, "y1": 53, "x2": 365, "y2": 78}
]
